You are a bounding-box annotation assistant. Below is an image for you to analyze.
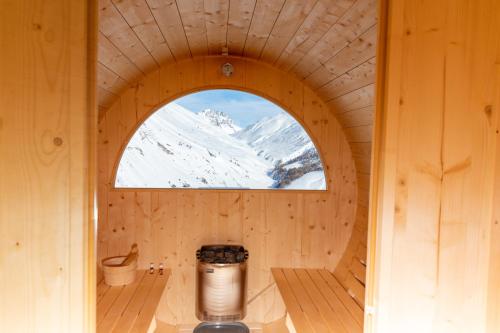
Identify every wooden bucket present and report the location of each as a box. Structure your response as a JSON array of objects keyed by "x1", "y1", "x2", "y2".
[{"x1": 102, "y1": 244, "x2": 138, "y2": 286}]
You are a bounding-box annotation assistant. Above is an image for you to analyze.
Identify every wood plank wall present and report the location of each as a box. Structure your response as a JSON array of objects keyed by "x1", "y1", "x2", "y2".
[
  {"x1": 97, "y1": 57, "x2": 358, "y2": 325},
  {"x1": 0, "y1": 0, "x2": 95, "y2": 332},
  {"x1": 366, "y1": 0, "x2": 500, "y2": 332}
]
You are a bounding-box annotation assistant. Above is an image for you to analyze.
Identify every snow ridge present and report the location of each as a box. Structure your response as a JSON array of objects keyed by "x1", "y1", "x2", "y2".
[{"x1": 198, "y1": 108, "x2": 241, "y2": 134}]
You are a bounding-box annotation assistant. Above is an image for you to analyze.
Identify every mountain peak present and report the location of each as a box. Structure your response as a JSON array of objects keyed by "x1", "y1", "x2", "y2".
[{"x1": 198, "y1": 109, "x2": 241, "y2": 134}]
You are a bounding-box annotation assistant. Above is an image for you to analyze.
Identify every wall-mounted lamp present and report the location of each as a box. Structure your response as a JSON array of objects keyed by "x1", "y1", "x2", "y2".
[{"x1": 221, "y1": 63, "x2": 234, "y2": 77}]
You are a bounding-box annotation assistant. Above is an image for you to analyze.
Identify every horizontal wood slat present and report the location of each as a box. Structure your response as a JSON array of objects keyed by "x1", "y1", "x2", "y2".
[
  {"x1": 96, "y1": 269, "x2": 170, "y2": 333},
  {"x1": 272, "y1": 268, "x2": 363, "y2": 332}
]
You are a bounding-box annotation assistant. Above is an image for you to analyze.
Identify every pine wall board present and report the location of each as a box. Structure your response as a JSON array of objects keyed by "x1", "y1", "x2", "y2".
[
  {"x1": 0, "y1": 0, "x2": 95, "y2": 331},
  {"x1": 366, "y1": 0, "x2": 500, "y2": 332}
]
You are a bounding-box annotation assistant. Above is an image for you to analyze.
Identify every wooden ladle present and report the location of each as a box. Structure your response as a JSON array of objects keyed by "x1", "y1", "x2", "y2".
[{"x1": 121, "y1": 243, "x2": 139, "y2": 266}]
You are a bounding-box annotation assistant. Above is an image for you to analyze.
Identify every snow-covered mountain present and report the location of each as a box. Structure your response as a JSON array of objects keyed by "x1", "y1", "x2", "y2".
[
  {"x1": 116, "y1": 102, "x2": 325, "y2": 189},
  {"x1": 235, "y1": 113, "x2": 324, "y2": 188},
  {"x1": 198, "y1": 109, "x2": 241, "y2": 134},
  {"x1": 234, "y1": 113, "x2": 314, "y2": 164}
]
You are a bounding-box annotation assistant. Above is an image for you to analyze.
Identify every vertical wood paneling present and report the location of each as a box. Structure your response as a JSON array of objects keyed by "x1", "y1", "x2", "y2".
[
  {"x1": 367, "y1": 0, "x2": 500, "y2": 332},
  {"x1": 0, "y1": 0, "x2": 94, "y2": 331}
]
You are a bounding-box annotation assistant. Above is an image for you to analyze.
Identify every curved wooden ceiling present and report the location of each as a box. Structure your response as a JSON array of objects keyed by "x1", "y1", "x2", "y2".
[{"x1": 97, "y1": 0, "x2": 377, "y2": 182}]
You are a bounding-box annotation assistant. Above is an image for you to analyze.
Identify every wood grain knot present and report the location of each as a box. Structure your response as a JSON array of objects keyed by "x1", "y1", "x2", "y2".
[
  {"x1": 53, "y1": 137, "x2": 63, "y2": 146},
  {"x1": 484, "y1": 105, "x2": 493, "y2": 120}
]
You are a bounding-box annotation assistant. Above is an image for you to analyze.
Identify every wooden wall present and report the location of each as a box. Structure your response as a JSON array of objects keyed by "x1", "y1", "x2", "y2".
[
  {"x1": 0, "y1": 0, "x2": 95, "y2": 332},
  {"x1": 366, "y1": 0, "x2": 500, "y2": 332},
  {"x1": 97, "y1": 57, "x2": 359, "y2": 325}
]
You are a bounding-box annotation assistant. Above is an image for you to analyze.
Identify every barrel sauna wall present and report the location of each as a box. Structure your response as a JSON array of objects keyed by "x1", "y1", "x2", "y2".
[{"x1": 97, "y1": 57, "x2": 359, "y2": 325}]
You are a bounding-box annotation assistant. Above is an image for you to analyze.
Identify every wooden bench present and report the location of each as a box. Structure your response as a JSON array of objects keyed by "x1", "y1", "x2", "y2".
[
  {"x1": 97, "y1": 269, "x2": 171, "y2": 333},
  {"x1": 271, "y1": 268, "x2": 363, "y2": 333}
]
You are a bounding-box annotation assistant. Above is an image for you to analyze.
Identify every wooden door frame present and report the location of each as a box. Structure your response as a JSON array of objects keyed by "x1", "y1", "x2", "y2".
[
  {"x1": 364, "y1": 0, "x2": 389, "y2": 331},
  {"x1": 87, "y1": 0, "x2": 98, "y2": 331}
]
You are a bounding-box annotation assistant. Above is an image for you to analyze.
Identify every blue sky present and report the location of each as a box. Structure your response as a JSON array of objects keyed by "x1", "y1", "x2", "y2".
[{"x1": 174, "y1": 89, "x2": 284, "y2": 127}]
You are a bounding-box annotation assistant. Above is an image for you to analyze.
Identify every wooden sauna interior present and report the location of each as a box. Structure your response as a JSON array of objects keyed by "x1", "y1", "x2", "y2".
[
  {"x1": 96, "y1": 0, "x2": 375, "y2": 330},
  {"x1": 3, "y1": 0, "x2": 500, "y2": 332}
]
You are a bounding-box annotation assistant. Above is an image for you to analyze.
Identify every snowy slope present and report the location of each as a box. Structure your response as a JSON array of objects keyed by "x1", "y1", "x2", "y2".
[
  {"x1": 116, "y1": 103, "x2": 273, "y2": 188},
  {"x1": 234, "y1": 113, "x2": 314, "y2": 164},
  {"x1": 286, "y1": 171, "x2": 326, "y2": 189},
  {"x1": 116, "y1": 102, "x2": 325, "y2": 190}
]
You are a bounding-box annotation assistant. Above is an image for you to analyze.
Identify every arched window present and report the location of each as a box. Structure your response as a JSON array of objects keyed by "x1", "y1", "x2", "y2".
[{"x1": 115, "y1": 89, "x2": 326, "y2": 190}]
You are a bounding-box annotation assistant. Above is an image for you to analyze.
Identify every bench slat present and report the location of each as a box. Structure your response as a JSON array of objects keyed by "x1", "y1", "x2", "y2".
[
  {"x1": 97, "y1": 280, "x2": 111, "y2": 304},
  {"x1": 281, "y1": 268, "x2": 331, "y2": 333},
  {"x1": 96, "y1": 269, "x2": 170, "y2": 333},
  {"x1": 272, "y1": 268, "x2": 364, "y2": 333},
  {"x1": 112, "y1": 271, "x2": 158, "y2": 332},
  {"x1": 308, "y1": 269, "x2": 362, "y2": 333},
  {"x1": 319, "y1": 269, "x2": 364, "y2": 325},
  {"x1": 271, "y1": 268, "x2": 313, "y2": 333},
  {"x1": 294, "y1": 269, "x2": 348, "y2": 333},
  {"x1": 130, "y1": 270, "x2": 171, "y2": 333},
  {"x1": 97, "y1": 270, "x2": 147, "y2": 333},
  {"x1": 97, "y1": 285, "x2": 125, "y2": 325}
]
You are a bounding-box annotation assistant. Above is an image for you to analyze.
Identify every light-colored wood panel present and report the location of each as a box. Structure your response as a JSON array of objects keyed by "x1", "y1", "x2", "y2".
[
  {"x1": 308, "y1": 269, "x2": 362, "y2": 333},
  {"x1": 111, "y1": 0, "x2": 174, "y2": 64},
  {"x1": 344, "y1": 125, "x2": 373, "y2": 143},
  {"x1": 259, "y1": 0, "x2": 317, "y2": 64},
  {"x1": 97, "y1": 285, "x2": 125, "y2": 325},
  {"x1": 306, "y1": 25, "x2": 378, "y2": 90},
  {"x1": 97, "y1": 57, "x2": 358, "y2": 325},
  {"x1": 97, "y1": 271, "x2": 146, "y2": 331},
  {"x1": 130, "y1": 270, "x2": 170, "y2": 332},
  {"x1": 146, "y1": 0, "x2": 192, "y2": 60},
  {"x1": 0, "y1": 0, "x2": 94, "y2": 331},
  {"x1": 487, "y1": 66, "x2": 500, "y2": 333},
  {"x1": 272, "y1": 268, "x2": 363, "y2": 333},
  {"x1": 291, "y1": 0, "x2": 377, "y2": 79},
  {"x1": 282, "y1": 268, "x2": 330, "y2": 333},
  {"x1": 275, "y1": 0, "x2": 355, "y2": 71},
  {"x1": 98, "y1": 32, "x2": 144, "y2": 82},
  {"x1": 294, "y1": 269, "x2": 348, "y2": 333},
  {"x1": 97, "y1": 280, "x2": 111, "y2": 304},
  {"x1": 112, "y1": 272, "x2": 157, "y2": 332},
  {"x1": 336, "y1": 106, "x2": 374, "y2": 128},
  {"x1": 204, "y1": 0, "x2": 230, "y2": 54},
  {"x1": 328, "y1": 84, "x2": 375, "y2": 112},
  {"x1": 319, "y1": 269, "x2": 364, "y2": 325},
  {"x1": 176, "y1": 0, "x2": 209, "y2": 55},
  {"x1": 243, "y1": 0, "x2": 286, "y2": 58},
  {"x1": 96, "y1": 270, "x2": 169, "y2": 333},
  {"x1": 350, "y1": 257, "x2": 366, "y2": 284},
  {"x1": 227, "y1": 0, "x2": 256, "y2": 55},
  {"x1": 100, "y1": 0, "x2": 158, "y2": 73},
  {"x1": 271, "y1": 268, "x2": 313, "y2": 333},
  {"x1": 98, "y1": 87, "x2": 119, "y2": 109},
  {"x1": 367, "y1": 0, "x2": 500, "y2": 332},
  {"x1": 98, "y1": 62, "x2": 129, "y2": 95},
  {"x1": 317, "y1": 58, "x2": 376, "y2": 101}
]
